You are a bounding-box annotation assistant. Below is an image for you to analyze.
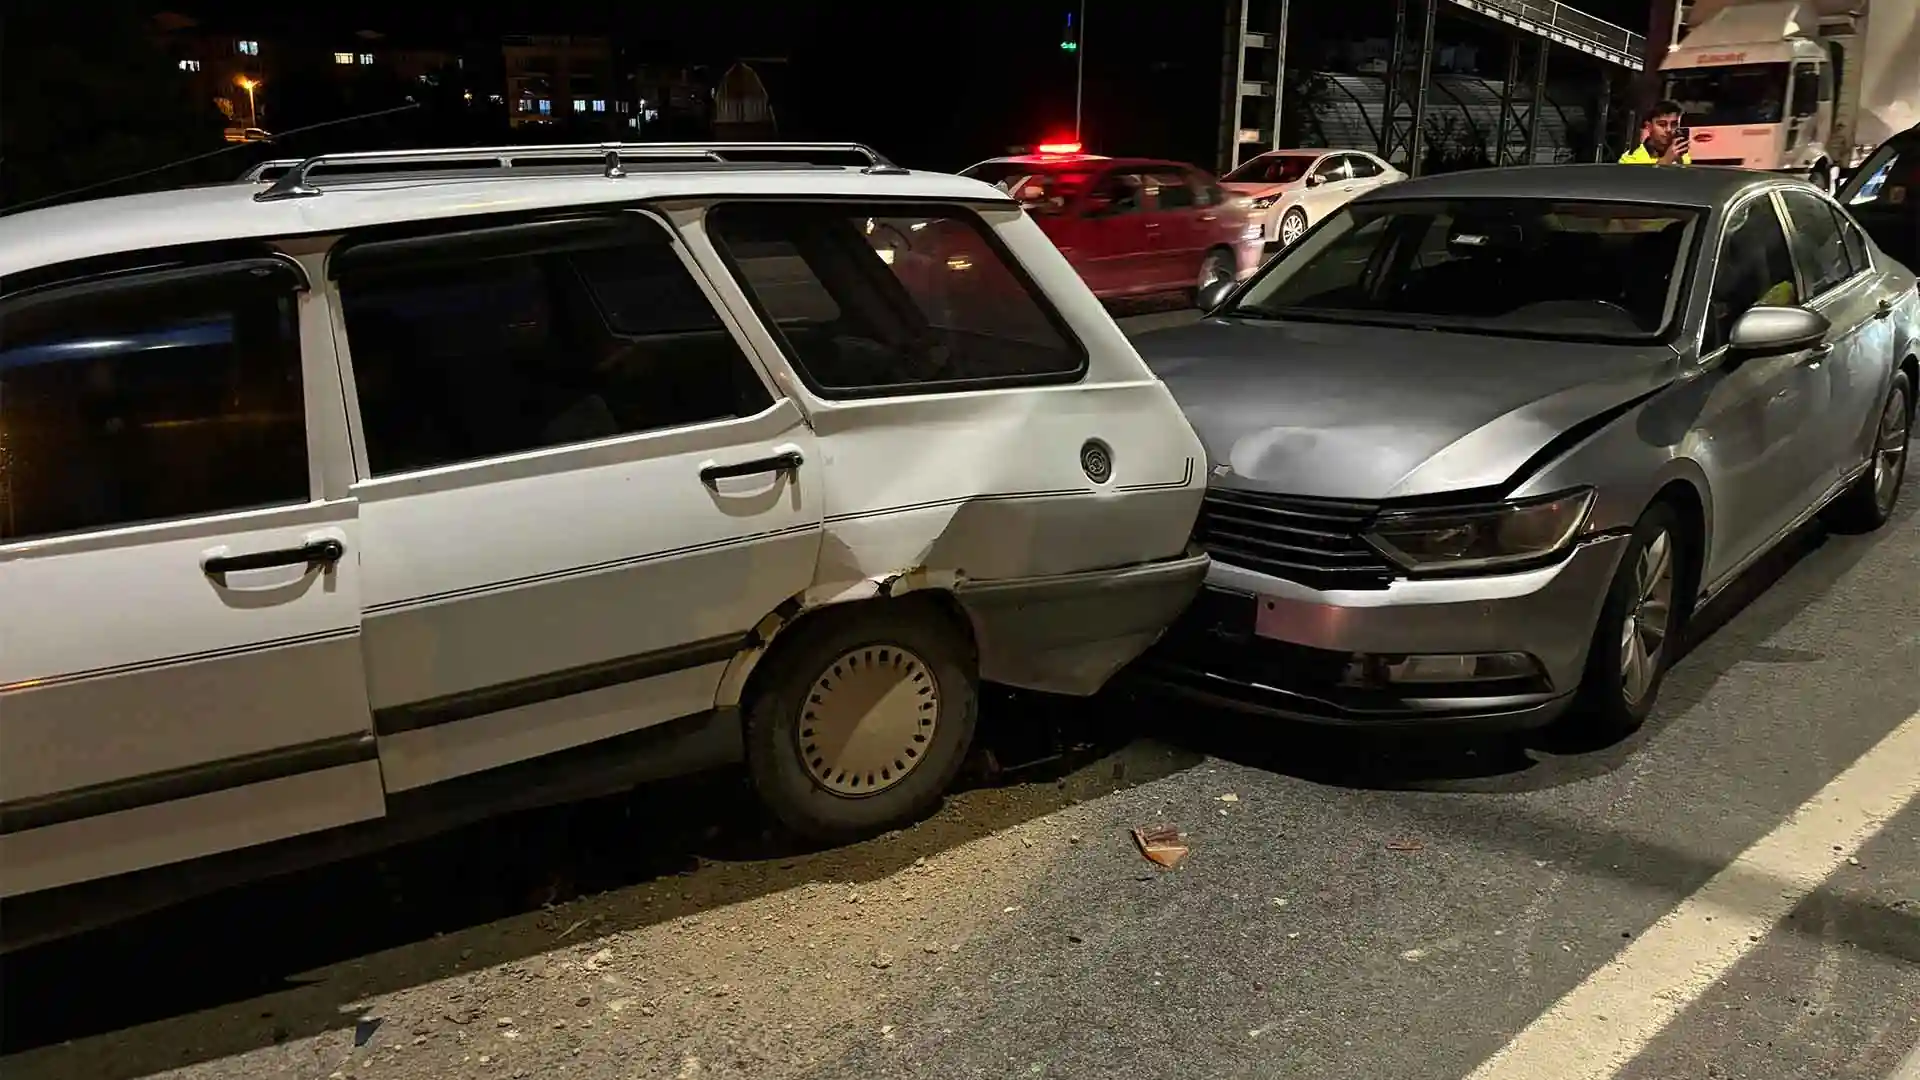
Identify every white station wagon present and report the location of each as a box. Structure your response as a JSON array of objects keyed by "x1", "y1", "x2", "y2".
[{"x1": 0, "y1": 142, "x2": 1209, "y2": 946}]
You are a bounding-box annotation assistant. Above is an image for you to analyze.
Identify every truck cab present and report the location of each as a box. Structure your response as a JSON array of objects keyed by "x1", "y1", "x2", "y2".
[{"x1": 1661, "y1": 3, "x2": 1840, "y2": 184}]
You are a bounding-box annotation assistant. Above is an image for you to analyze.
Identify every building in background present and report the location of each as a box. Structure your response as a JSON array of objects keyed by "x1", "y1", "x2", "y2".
[
  {"x1": 503, "y1": 34, "x2": 625, "y2": 136},
  {"x1": 152, "y1": 11, "x2": 270, "y2": 133},
  {"x1": 713, "y1": 61, "x2": 777, "y2": 139}
]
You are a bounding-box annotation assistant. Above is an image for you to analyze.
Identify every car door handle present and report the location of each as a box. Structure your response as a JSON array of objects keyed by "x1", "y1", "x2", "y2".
[
  {"x1": 202, "y1": 538, "x2": 345, "y2": 576},
  {"x1": 1802, "y1": 343, "x2": 1835, "y2": 365},
  {"x1": 700, "y1": 450, "x2": 804, "y2": 486}
]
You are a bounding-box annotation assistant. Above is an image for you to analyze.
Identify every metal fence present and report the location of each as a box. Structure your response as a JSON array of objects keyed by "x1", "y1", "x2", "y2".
[{"x1": 1444, "y1": 0, "x2": 1648, "y2": 70}]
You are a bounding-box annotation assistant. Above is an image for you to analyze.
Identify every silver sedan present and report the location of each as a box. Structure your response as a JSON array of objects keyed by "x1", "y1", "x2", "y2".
[{"x1": 1135, "y1": 164, "x2": 1917, "y2": 739}]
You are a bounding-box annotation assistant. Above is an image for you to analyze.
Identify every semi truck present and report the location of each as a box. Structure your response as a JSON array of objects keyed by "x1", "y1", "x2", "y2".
[{"x1": 1659, "y1": 0, "x2": 1917, "y2": 188}]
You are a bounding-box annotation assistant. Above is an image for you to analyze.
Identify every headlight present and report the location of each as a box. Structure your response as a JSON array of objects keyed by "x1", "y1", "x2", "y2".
[
  {"x1": 1252, "y1": 195, "x2": 1277, "y2": 209},
  {"x1": 1365, "y1": 488, "x2": 1595, "y2": 574}
]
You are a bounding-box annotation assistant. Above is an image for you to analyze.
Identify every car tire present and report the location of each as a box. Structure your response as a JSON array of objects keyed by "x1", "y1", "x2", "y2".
[
  {"x1": 743, "y1": 598, "x2": 978, "y2": 844},
  {"x1": 1191, "y1": 247, "x2": 1237, "y2": 306},
  {"x1": 1279, "y1": 207, "x2": 1309, "y2": 247},
  {"x1": 1824, "y1": 369, "x2": 1912, "y2": 533},
  {"x1": 1564, "y1": 500, "x2": 1691, "y2": 744}
]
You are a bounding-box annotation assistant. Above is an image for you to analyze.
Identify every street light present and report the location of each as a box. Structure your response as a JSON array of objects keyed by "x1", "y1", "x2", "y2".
[
  {"x1": 1061, "y1": 2, "x2": 1087, "y2": 142},
  {"x1": 235, "y1": 75, "x2": 259, "y2": 128}
]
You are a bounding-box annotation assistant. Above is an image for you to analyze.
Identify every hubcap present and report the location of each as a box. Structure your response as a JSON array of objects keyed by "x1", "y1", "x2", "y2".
[
  {"x1": 798, "y1": 645, "x2": 940, "y2": 797},
  {"x1": 1281, "y1": 213, "x2": 1305, "y2": 245},
  {"x1": 1872, "y1": 385, "x2": 1910, "y2": 511},
  {"x1": 1620, "y1": 529, "x2": 1675, "y2": 707}
]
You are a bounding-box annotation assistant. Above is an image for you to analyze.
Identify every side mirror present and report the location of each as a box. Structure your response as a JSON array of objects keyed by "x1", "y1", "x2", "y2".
[
  {"x1": 1196, "y1": 277, "x2": 1237, "y2": 312},
  {"x1": 1727, "y1": 305, "x2": 1830, "y2": 359},
  {"x1": 1306, "y1": 174, "x2": 1325, "y2": 188}
]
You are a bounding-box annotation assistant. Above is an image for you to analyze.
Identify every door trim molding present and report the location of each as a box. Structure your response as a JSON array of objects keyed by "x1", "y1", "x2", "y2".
[
  {"x1": 371, "y1": 632, "x2": 749, "y2": 736},
  {"x1": 0, "y1": 733, "x2": 377, "y2": 836},
  {"x1": 0, "y1": 627, "x2": 361, "y2": 694}
]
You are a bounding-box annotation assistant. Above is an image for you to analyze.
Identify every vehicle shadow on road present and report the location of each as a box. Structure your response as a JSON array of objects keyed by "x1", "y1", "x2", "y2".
[
  {"x1": 0, "y1": 692, "x2": 1201, "y2": 1076},
  {"x1": 1146, "y1": 470, "x2": 1917, "y2": 797}
]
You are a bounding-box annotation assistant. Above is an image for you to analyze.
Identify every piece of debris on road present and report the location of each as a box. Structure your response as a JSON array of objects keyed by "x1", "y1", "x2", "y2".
[
  {"x1": 1133, "y1": 824, "x2": 1190, "y2": 869},
  {"x1": 1385, "y1": 839, "x2": 1426, "y2": 853}
]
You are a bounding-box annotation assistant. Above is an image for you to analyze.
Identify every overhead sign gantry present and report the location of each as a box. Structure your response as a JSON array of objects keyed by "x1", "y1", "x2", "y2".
[{"x1": 1220, "y1": 0, "x2": 1650, "y2": 175}]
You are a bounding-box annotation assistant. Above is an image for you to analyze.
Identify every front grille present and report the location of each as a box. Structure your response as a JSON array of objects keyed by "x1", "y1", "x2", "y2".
[{"x1": 1192, "y1": 488, "x2": 1396, "y2": 591}]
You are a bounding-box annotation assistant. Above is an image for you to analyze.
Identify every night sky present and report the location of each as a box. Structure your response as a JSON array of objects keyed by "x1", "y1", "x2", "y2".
[{"x1": 146, "y1": 0, "x2": 1659, "y2": 171}]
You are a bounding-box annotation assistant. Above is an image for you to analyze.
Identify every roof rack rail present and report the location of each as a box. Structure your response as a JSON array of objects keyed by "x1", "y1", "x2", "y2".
[{"x1": 244, "y1": 142, "x2": 908, "y2": 202}]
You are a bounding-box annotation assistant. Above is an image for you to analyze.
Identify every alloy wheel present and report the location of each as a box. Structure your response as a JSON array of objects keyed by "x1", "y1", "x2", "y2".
[
  {"x1": 1280, "y1": 211, "x2": 1306, "y2": 246},
  {"x1": 1872, "y1": 384, "x2": 1910, "y2": 512},
  {"x1": 1620, "y1": 529, "x2": 1675, "y2": 707},
  {"x1": 798, "y1": 645, "x2": 940, "y2": 797}
]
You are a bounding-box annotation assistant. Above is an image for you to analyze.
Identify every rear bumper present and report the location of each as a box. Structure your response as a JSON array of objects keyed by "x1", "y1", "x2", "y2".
[{"x1": 955, "y1": 548, "x2": 1211, "y2": 696}]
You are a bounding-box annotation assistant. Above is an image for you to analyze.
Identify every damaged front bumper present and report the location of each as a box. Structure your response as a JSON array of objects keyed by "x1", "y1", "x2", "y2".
[{"x1": 953, "y1": 547, "x2": 1211, "y2": 697}]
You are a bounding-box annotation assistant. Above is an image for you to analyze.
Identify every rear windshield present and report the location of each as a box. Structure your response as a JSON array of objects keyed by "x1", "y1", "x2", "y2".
[{"x1": 1228, "y1": 197, "x2": 1701, "y2": 342}]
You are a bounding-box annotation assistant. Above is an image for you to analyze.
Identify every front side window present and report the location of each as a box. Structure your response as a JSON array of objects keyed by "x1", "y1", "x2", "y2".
[
  {"x1": 1705, "y1": 195, "x2": 1801, "y2": 353},
  {"x1": 1149, "y1": 172, "x2": 1196, "y2": 210},
  {"x1": 1090, "y1": 172, "x2": 1146, "y2": 215},
  {"x1": 335, "y1": 219, "x2": 771, "y2": 477},
  {"x1": 707, "y1": 202, "x2": 1084, "y2": 397},
  {"x1": 1779, "y1": 188, "x2": 1855, "y2": 297},
  {"x1": 1311, "y1": 156, "x2": 1348, "y2": 184},
  {"x1": 1229, "y1": 198, "x2": 1700, "y2": 341},
  {"x1": 0, "y1": 263, "x2": 309, "y2": 541},
  {"x1": 1790, "y1": 63, "x2": 1822, "y2": 118}
]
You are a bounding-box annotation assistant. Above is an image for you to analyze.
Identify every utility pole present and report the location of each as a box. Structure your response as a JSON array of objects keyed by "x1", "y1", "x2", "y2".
[{"x1": 1069, "y1": 1, "x2": 1088, "y2": 141}]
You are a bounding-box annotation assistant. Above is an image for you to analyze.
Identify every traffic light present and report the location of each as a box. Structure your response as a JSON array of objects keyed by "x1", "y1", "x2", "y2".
[{"x1": 1060, "y1": 11, "x2": 1078, "y2": 51}]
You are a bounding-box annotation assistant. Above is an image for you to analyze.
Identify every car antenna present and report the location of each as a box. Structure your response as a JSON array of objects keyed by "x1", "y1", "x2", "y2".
[{"x1": 1, "y1": 100, "x2": 424, "y2": 216}]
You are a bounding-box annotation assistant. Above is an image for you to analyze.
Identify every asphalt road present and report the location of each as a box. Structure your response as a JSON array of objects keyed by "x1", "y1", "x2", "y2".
[{"x1": 2, "y1": 309, "x2": 1915, "y2": 1080}]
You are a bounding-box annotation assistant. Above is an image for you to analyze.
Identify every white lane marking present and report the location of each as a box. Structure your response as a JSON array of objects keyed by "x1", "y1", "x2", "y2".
[{"x1": 1466, "y1": 709, "x2": 1920, "y2": 1080}]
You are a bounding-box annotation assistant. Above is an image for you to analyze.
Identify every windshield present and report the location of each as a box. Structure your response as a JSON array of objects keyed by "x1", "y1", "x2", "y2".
[
  {"x1": 1665, "y1": 63, "x2": 1788, "y2": 127},
  {"x1": 958, "y1": 161, "x2": 1033, "y2": 187},
  {"x1": 1223, "y1": 153, "x2": 1316, "y2": 184},
  {"x1": 1228, "y1": 198, "x2": 1700, "y2": 342}
]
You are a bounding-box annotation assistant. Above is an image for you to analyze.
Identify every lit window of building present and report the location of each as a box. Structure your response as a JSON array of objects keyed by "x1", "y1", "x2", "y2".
[
  {"x1": 179, "y1": 59, "x2": 201, "y2": 72},
  {"x1": 592, "y1": 99, "x2": 606, "y2": 113},
  {"x1": 237, "y1": 40, "x2": 259, "y2": 56},
  {"x1": 359, "y1": 53, "x2": 374, "y2": 65},
  {"x1": 572, "y1": 99, "x2": 586, "y2": 113},
  {"x1": 538, "y1": 99, "x2": 551, "y2": 115},
  {"x1": 334, "y1": 52, "x2": 354, "y2": 65}
]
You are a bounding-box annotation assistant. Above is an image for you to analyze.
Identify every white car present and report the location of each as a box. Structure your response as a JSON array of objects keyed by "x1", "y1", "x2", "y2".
[
  {"x1": 0, "y1": 142, "x2": 1209, "y2": 946},
  {"x1": 1221, "y1": 149, "x2": 1405, "y2": 249}
]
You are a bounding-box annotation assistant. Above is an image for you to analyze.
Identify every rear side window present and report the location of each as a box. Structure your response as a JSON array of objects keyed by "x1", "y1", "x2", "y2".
[
  {"x1": 335, "y1": 218, "x2": 771, "y2": 476},
  {"x1": 707, "y1": 203, "x2": 1085, "y2": 397},
  {"x1": 1778, "y1": 188, "x2": 1855, "y2": 296},
  {"x1": 0, "y1": 262, "x2": 308, "y2": 541}
]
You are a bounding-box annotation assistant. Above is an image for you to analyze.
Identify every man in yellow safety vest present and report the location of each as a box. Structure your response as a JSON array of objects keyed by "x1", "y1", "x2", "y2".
[{"x1": 1620, "y1": 100, "x2": 1691, "y2": 166}]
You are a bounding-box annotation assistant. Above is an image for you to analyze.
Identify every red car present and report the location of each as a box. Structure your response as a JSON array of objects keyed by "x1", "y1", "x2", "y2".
[{"x1": 959, "y1": 146, "x2": 1262, "y2": 302}]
